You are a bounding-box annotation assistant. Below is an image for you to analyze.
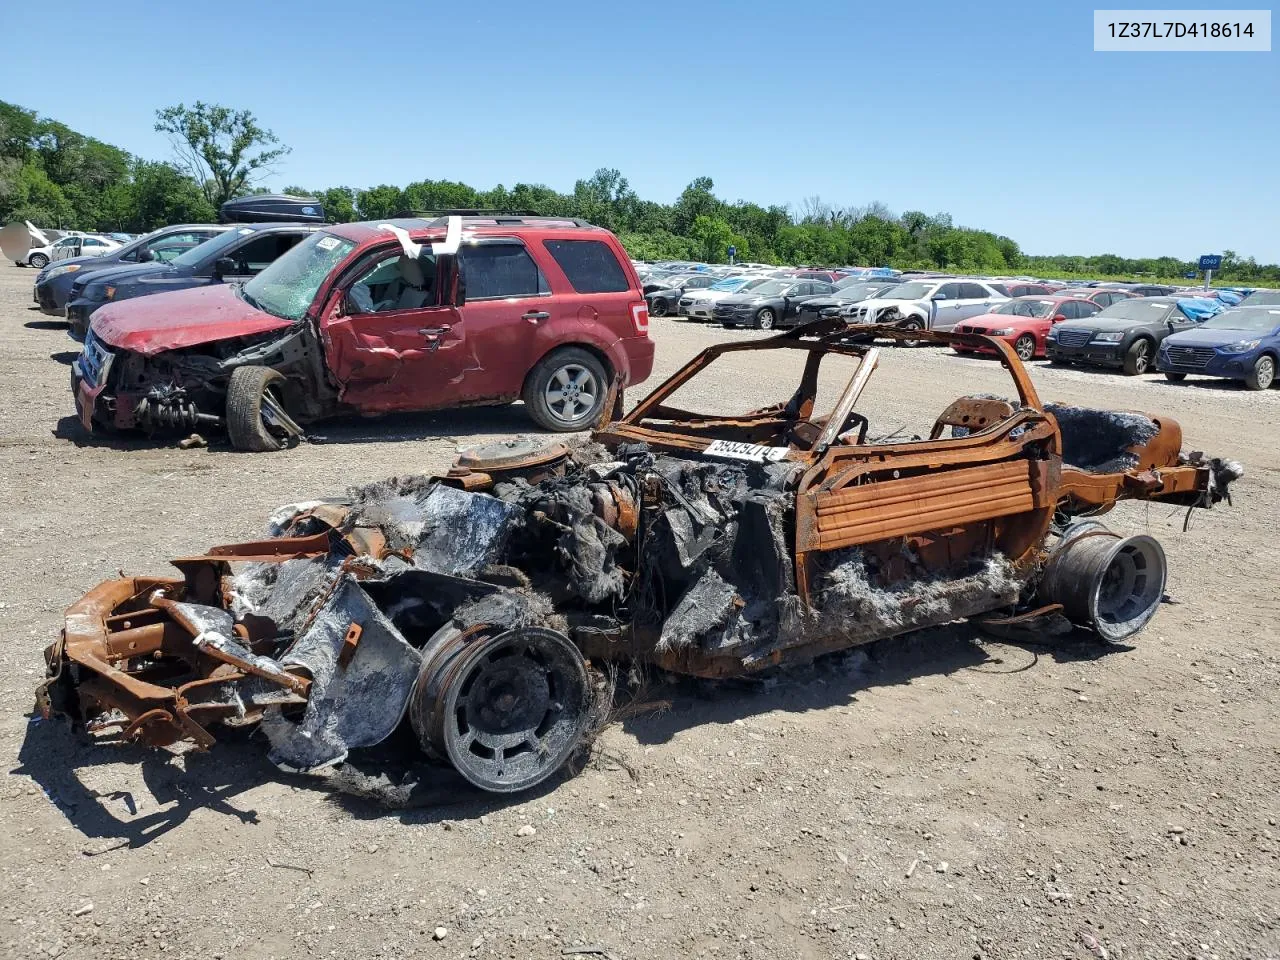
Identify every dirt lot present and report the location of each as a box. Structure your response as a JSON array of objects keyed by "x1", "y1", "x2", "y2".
[{"x1": 1, "y1": 259, "x2": 1277, "y2": 960}]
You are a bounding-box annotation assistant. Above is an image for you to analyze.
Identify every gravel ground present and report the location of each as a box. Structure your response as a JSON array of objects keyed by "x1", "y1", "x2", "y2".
[{"x1": 1, "y1": 259, "x2": 1277, "y2": 960}]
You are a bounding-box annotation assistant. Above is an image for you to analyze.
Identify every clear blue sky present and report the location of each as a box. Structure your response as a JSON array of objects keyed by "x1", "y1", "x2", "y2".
[{"x1": 2, "y1": 0, "x2": 1276, "y2": 261}]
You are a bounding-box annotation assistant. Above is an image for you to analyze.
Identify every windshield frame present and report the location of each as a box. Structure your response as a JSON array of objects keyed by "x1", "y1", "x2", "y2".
[
  {"x1": 1197, "y1": 308, "x2": 1280, "y2": 333},
  {"x1": 240, "y1": 231, "x2": 357, "y2": 321},
  {"x1": 993, "y1": 298, "x2": 1058, "y2": 318},
  {"x1": 880, "y1": 281, "x2": 935, "y2": 301},
  {"x1": 170, "y1": 227, "x2": 257, "y2": 269},
  {"x1": 1092, "y1": 299, "x2": 1176, "y2": 322},
  {"x1": 746, "y1": 280, "x2": 791, "y2": 297}
]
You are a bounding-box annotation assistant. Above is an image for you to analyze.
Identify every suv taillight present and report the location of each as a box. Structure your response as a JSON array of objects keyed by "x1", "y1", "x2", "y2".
[{"x1": 631, "y1": 302, "x2": 650, "y2": 335}]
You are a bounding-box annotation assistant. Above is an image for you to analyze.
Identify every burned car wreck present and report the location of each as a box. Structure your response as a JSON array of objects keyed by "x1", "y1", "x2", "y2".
[{"x1": 39, "y1": 321, "x2": 1242, "y2": 794}]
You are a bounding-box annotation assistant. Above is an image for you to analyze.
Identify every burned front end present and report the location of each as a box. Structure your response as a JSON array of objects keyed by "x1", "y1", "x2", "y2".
[{"x1": 42, "y1": 322, "x2": 1241, "y2": 794}]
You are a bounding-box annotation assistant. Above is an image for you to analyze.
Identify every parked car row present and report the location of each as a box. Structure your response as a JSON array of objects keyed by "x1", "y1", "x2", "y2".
[
  {"x1": 947, "y1": 294, "x2": 1279, "y2": 390},
  {"x1": 18, "y1": 205, "x2": 1280, "y2": 459}
]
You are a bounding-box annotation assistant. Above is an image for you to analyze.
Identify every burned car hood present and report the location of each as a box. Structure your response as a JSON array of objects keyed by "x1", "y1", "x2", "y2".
[{"x1": 91, "y1": 283, "x2": 293, "y2": 355}]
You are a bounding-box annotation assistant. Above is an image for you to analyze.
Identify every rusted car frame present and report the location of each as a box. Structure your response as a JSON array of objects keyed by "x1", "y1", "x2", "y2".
[{"x1": 39, "y1": 320, "x2": 1241, "y2": 794}]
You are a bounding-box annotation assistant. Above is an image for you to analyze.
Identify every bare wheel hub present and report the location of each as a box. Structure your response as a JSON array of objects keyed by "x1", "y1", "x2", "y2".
[{"x1": 410, "y1": 624, "x2": 591, "y2": 792}]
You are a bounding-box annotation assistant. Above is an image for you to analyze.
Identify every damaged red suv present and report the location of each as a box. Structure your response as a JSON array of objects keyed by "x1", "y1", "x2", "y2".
[{"x1": 73, "y1": 215, "x2": 654, "y2": 449}]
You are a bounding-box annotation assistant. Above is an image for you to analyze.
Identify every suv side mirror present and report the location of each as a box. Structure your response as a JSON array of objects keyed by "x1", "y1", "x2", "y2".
[
  {"x1": 213, "y1": 256, "x2": 238, "y2": 279},
  {"x1": 136, "y1": 247, "x2": 155, "y2": 263},
  {"x1": 932, "y1": 294, "x2": 947, "y2": 301}
]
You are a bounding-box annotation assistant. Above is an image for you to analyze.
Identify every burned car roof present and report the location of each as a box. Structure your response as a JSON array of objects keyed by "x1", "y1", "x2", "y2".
[{"x1": 37, "y1": 320, "x2": 1242, "y2": 801}]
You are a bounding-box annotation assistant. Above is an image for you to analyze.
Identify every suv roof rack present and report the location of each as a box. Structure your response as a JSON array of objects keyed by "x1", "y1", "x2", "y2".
[{"x1": 399, "y1": 208, "x2": 598, "y2": 229}]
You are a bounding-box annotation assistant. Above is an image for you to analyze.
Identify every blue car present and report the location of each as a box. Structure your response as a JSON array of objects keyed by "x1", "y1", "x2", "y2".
[{"x1": 1158, "y1": 305, "x2": 1280, "y2": 390}]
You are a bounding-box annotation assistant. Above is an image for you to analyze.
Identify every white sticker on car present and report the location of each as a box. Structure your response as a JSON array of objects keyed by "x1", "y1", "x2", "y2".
[
  {"x1": 702, "y1": 440, "x2": 791, "y2": 463},
  {"x1": 316, "y1": 236, "x2": 340, "y2": 251}
]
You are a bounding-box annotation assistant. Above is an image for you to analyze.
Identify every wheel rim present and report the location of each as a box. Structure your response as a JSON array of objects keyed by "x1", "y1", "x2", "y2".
[
  {"x1": 651, "y1": 299, "x2": 666, "y2": 317},
  {"x1": 758, "y1": 310, "x2": 774, "y2": 329},
  {"x1": 31, "y1": 255, "x2": 47, "y2": 267},
  {"x1": 902, "y1": 320, "x2": 922, "y2": 345},
  {"x1": 418, "y1": 626, "x2": 590, "y2": 793},
  {"x1": 1258, "y1": 357, "x2": 1276, "y2": 388},
  {"x1": 544, "y1": 363, "x2": 599, "y2": 424},
  {"x1": 1015, "y1": 336, "x2": 1035, "y2": 361},
  {"x1": 259, "y1": 383, "x2": 296, "y2": 444},
  {"x1": 1133, "y1": 341, "x2": 1149, "y2": 373},
  {"x1": 1092, "y1": 536, "x2": 1166, "y2": 641}
]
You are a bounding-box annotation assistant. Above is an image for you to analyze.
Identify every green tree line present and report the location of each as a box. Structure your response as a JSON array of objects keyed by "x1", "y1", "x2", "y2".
[{"x1": 2, "y1": 99, "x2": 1276, "y2": 284}]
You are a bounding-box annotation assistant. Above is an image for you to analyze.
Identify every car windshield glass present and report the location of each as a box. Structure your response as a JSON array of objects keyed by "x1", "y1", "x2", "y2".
[
  {"x1": 881, "y1": 281, "x2": 934, "y2": 300},
  {"x1": 747, "y1": 280, "x2": 789, "y2": 296},
  {"x1": 171, "y1": 228, "x2": 255, "y2": 267},
  {"x1": 1241, "y1": 291, "x2": 1280, "y2": 306},
  {"x1": 1095, "y1": 300, "x2": 1172, "y2": 321},
  {"x1": 994, "y1": 299, "x2": 1057, "y2": 318},
  {"x1": 834, "y1": 282, "x2": 882, "y2": 301},
  {"x1": 709, "y1": 278, "x2": 748, "y2": 291},
  {"x1": 1198, "y1": 307, "x2": 1280, "y2": 332},
  {"x1": 241, "y1": 232, "x2": 355, "y2": 320}
]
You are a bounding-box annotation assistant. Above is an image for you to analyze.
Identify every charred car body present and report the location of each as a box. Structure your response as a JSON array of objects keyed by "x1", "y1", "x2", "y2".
[
  {"x1": 72, "y1": 215, "x2": 655, "y2": 446},
  {"x1": 40, "y1": 320, "x2": 1241, "y2": 795}
]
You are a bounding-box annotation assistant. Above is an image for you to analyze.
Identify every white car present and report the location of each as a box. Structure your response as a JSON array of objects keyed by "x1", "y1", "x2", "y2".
[
  {"x1": 21, "y1": 234, "x2": 121, "y2": 269},
  {"x1": 846, "y1": 278, "x2": 1009, "y2": 341},
  {"x1": 677, "y1": 276, "x2": 775, "y2": 321}
]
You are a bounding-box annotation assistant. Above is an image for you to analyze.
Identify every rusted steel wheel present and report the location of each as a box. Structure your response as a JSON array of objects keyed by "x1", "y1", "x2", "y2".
[{"x1": 409, "y1": 624, "x2": 591, "y2": 793}]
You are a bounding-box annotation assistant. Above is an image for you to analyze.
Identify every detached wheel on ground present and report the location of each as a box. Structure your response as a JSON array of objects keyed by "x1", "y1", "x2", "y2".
[
  {"x1": 523, "y1": 347, "x2": 609, "y2": 432},
  {"x1": 1245, "y1": 354, "x2": 1276, "y2": 390},
  {"x1": 29, "y1": 253, "x2": 49, "y2": 269},
  {"x1": 1122, "y1": 338, "x2": 1152, "y2": 375},
  {"x1": 754, "y1": 308, "x2": 776, "y2": 330},
  {"x1": 1164, "y1": 371, "x2": 1187, "y2": 382},
  {"x1": 1013, "y1": 334, "x2": 1036, "y2": 362},
  {"x1": 226, "y1": 365, "x2": 298, "y2": 452}
]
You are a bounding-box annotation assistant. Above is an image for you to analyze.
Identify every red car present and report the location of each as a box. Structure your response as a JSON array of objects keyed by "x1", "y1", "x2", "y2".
[
  {"x1": 953, "y1": 295, "x2": 1101, "y2": 360},
  {"x1": 73, "y1": 215, "x2": 654, "y2": 450}
]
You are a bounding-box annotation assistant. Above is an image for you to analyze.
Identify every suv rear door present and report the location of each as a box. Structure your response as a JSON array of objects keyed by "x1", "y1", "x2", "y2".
[
  {"x1": 538, "y1": 236, "x2": 644, "y2": 344},
  {"x1": 450, "y1": 238, "x2": 561, "y2": 401}
]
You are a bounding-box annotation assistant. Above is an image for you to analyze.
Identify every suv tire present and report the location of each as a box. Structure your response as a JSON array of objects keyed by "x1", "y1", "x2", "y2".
[
  {"x1": 523, "y1": 348, "x2": 609, "y2": 432},
  {"x1": 226, "y1": 366, "x2": 291, "y2": 452}
]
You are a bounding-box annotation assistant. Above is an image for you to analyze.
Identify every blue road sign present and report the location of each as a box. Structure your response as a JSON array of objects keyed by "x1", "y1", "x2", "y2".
[{"x1": 1199, "y1": 254, "x2": 1222, "y2": 271}]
